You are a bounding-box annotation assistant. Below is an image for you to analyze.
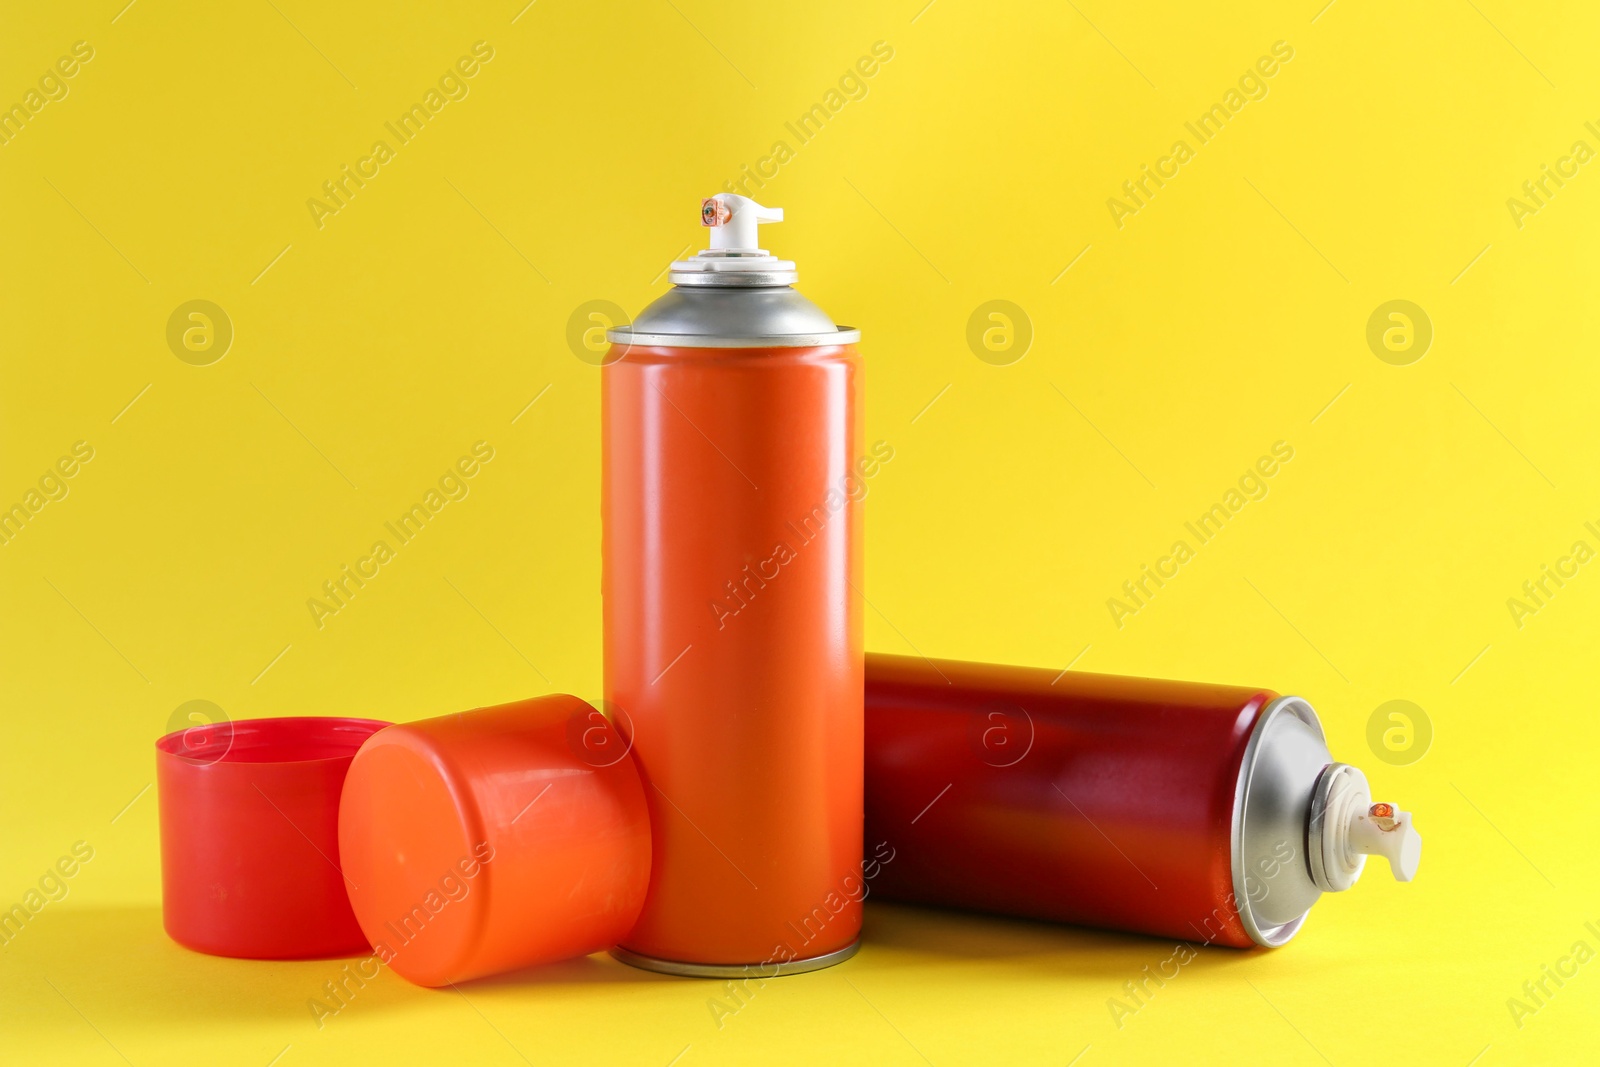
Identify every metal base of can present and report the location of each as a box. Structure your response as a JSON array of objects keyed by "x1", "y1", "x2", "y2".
[{"x1": 610, "y1": 938, "x2": 860, "y2": 979}]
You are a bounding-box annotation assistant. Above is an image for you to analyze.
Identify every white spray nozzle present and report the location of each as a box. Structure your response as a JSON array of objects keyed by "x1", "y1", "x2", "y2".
[
  {"x1": 669, "y1": 195, "x2": 797, "y2": 283},
  {"x1": 1349, "y1": 802, "x2": 1422, "y2": 882},
  {"x1": 1308, "y1": 763, "x2": 1422, "y2": 892},
  {"x1": 701, "y1": 194, "x2": 783, "y2": 252}
]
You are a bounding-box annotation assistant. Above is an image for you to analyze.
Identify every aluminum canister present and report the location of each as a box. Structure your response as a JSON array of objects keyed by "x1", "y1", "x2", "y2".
[
  {"x1": 862, "y1": 653, "x2": 1421, "y2": 946},
  {"x1": 603, "y1": 195, "x2": 864, "y2": 976}
]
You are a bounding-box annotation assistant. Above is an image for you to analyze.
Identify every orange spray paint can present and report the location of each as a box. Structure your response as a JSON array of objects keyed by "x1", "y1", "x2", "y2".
[{"x1": 603, "y1": 195, "x2": 863, "y2": 976}]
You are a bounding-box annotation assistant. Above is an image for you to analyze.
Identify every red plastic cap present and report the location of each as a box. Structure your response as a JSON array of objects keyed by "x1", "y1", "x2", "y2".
[
  {"x1": 157, "y1": 716, "x2": 390, "y2": 959},
  {"x1": 338, "y1": 694, "x2": 651, "y2": 987}
]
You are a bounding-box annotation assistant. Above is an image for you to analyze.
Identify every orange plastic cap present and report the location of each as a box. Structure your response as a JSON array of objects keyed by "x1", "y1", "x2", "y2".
[{"x1": 338, "y1": 694, "x2": 650, "y2": 986}]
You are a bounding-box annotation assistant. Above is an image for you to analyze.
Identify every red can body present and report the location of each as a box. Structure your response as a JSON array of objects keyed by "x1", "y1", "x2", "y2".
[
  {"x1": 863, "y1": 653, "x2": 1276, "y2": 947},
  {"x1": 604, "y1": 342, "x2": 863, "y2": 968}
]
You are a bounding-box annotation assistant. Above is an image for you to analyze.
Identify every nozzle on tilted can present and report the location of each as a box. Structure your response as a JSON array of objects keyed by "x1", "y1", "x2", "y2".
[
  {"x1": 1233, "y1": 697, "x2": 1422, "y2": 945},
  {"x1": 1307, "y1": 763, "x2": 1422, "y2": 892}
]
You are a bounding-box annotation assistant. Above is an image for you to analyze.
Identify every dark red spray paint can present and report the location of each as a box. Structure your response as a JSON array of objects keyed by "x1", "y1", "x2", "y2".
[{"x1": 862, "y1": 653, "x2": 1421, "y2": 947}]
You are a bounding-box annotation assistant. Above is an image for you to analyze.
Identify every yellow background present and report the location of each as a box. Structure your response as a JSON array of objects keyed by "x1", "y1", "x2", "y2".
[{"x1": 2, "y1": 1, "x2": 1595, "y2": 1063}]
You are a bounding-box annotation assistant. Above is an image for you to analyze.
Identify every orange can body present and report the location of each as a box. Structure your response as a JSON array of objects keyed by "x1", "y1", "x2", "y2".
[{"x1": 603, "y1": 340, "x2": 864, "y2": 972}]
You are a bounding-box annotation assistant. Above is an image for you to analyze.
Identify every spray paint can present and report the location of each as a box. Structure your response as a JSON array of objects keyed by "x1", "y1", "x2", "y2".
[
  {"x1": 862, "y1": 653, "x2": 1421, "y2": 947},
  {"x1": 603, "y1": 195, "x2": 863, "y2": 976}
]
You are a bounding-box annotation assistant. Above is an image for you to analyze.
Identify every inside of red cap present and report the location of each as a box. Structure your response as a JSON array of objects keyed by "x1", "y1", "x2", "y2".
[{"x1": 156, "y1": 716, "x2": 390, "y2": 764}]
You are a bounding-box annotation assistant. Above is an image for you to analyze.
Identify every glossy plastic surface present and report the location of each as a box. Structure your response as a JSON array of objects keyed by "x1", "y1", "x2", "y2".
[
  {"x1": 603, "y1": 342, "x2": 864, "y2": 967},
  {"x1": 156, "y1": 716, "x2": 390, "y2": 959},
  {"x1": 863, "y1": 653, "x2": 1276, "y2": 947},
  {"x1": 338, "y1": 694, "x2": 651, "y2": 987}
]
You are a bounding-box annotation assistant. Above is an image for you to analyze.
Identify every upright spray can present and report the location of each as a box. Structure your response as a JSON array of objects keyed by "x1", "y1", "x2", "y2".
[
  {"x1": 863, "y1": 653, "x2": 1422, "y2": 947},
  {"x1": 603, "y1": 195, "x2": 864, "y2": 976}
]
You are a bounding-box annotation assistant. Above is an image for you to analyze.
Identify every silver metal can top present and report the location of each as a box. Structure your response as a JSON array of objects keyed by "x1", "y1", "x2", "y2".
[
  {"x1": 607, "y1": 194, "x2": 859, "y2": 349},
  {"x1": 1232, "y1": 696, "x2": 1422, "y2": 947}
]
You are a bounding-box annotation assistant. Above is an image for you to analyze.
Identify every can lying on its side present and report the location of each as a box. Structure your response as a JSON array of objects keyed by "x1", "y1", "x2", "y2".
[{"x1": 862, "y1": 653, "x2": 1421, "y2": 947}]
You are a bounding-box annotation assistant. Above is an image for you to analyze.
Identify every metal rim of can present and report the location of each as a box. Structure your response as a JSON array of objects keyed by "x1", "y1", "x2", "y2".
[
  {"x1": 669, "y1": 269, "x2": 799, "y2": 287},
  {"x1": 605, "y1": 325, "x2": 862, "y2": 349},
  {"x1": 609, "y1": 938, "x2": 860, "y2": 978},
  {"x1": 1231, "y1": 694, "x2": 1326, "y2": 949}
]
